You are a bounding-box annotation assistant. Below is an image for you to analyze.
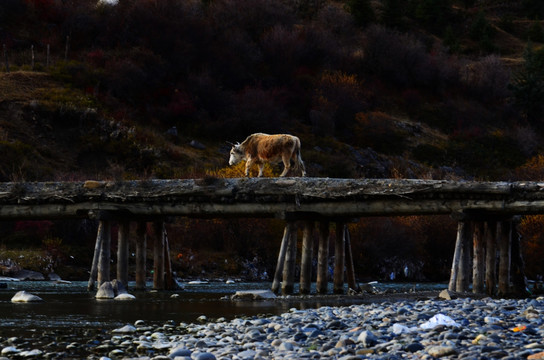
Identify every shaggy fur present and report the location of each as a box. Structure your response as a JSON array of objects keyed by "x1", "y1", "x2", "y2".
[{"x1": 229, "y1": 133, "x2": 306, "y2": 177}]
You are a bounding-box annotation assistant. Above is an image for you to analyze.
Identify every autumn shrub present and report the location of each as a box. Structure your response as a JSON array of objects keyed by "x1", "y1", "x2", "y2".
[
  {"x1": 230, "y1": 86, "x2": 287, "y2": 137},
  {"x1": 348, "y1": 215, "x2": 456, "y2": 281},
  {"x1": 514, "y1": 154, "x2": 544, "y2": 180},
  {"x1": 363, "y1": 25, "x2": 435, "y2": 88},
  {"x1": 314, "y1": 71, "x2": 365, "y2": 137},
  {"x1": 352, "y1": 112, "x2": 408, "y2": 155},
  {"x1": 459, "y1": 55, "x2": 510, "y2": 102},
  {"x1": 315, "y1": 4, "x2": 354, "y2": 36},
  {"x1": 446, "y1": 130, "x2": 525, "y2": 179},
  {"x1": 413, "y1": 0, "x2": 453, "y2": 34},
  {"x1": 519, "y1": 215, "x2": 544, "y2": 278}
]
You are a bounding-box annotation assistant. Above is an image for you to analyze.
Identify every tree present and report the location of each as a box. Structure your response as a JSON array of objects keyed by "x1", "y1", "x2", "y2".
[
  {"x1": 345, "y1": 0, "x2": 375, "y2": 27},
  {"x1": 509, "y1": 42, "x2": 544, "y2": 125}
]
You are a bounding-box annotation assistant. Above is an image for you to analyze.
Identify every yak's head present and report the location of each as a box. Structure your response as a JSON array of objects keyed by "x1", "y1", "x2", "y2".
[{"x1": 228, "y1": 143, "x2": 244, "y2": 165}]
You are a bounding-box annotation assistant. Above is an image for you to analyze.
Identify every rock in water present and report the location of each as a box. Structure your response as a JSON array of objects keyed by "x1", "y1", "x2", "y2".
[
  {"x1": 231, "y1": 290, "x2": 276, "y2": 300},
  {"x1": 114, "y1": 293, "x2": 136, "y2": 301},
  {"x1": 11, "y1": 291, "x2": 43, "y2": 303},
  {"x1": 96, "y1": 282, "x2": 115, "y2": 299}
]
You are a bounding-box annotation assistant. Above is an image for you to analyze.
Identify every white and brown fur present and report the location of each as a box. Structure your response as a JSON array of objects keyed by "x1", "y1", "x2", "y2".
[{"x1": 229, "y1": 133, "x2": 306, "y2": 177}]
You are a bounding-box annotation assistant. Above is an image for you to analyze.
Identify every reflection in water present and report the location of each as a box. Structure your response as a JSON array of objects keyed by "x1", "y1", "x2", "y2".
[{"x1": 0, "y1": 280, "x2": 446, "y2": 336}]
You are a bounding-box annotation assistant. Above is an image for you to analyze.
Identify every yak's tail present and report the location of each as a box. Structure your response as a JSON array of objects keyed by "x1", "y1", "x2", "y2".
[{"x1": 293, "y1": 138, "x2": 307, "y2": 177}]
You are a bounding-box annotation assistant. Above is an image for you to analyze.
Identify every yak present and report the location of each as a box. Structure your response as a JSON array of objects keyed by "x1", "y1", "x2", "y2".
[{"x1": 228, "y1": 133, "x2": 306, "y2": 177}]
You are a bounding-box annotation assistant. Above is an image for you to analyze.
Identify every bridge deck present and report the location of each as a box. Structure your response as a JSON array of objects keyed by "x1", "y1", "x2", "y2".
[{"x1": 1, "y1": 178, "x2": 544, "y2": 220}]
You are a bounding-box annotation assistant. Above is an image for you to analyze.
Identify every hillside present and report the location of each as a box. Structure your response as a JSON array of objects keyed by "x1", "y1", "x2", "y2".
[{"x1": 1, "y1": 0, "x2": 544, "y2": 281}]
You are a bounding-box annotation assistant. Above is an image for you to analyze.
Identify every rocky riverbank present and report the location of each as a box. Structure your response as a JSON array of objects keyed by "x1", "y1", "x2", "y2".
[{"x1": 1, "y1": 292, "x2": 544, "y2": 359}]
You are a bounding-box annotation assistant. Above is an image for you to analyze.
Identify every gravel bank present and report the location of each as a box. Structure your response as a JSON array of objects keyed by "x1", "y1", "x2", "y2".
[{"x1": 1, "y1": 293, "x2": 543, "y2": 359}]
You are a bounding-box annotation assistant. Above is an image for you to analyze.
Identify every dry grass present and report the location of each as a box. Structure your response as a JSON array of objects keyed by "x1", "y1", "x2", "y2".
[{"x1": 0, "y1": 71, "x2": 61, "y2": 103}]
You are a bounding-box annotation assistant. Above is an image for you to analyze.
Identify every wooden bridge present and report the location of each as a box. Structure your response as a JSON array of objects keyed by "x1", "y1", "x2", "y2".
[{"x1": 1, "y1": 178, "x2": 542, "y2": 296}]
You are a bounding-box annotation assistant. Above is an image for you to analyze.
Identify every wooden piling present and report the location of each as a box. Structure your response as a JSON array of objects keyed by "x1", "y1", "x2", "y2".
[
  {"x1": 472, "y1": 221, "x2": 485, "y2": 294},
  {"x1": 88, "y1": 221, "x2": 104, "y2": 290},
  {"x1": 498, "y1": 220, "x2": 512, "y2": 296},
  {"x1": 135, "y1": 222, "x2": 147, "y2": 290},
  {"x1": 449, "y1": 221, "x2": 466, "y2": 291},
  {"x1": 344, "y1": 226, "x2": 358, "y2": 292},
  {"x1": 271, "y1": 223, "x2": 293, "y2": 294},
  {"x1": 163, "y1": 227, "x2": 175, "y2": 290},
  {"x1": 316, "y1": 221, "x2": 330, "y2": 294},
  {"x1": 333, "y1": 222, "x2": 345, "y2": 294},
  {"x1": 511, "y1": 220, "x2": 528, "y2": 294},
  {"x1": 485, "y1": 221, "x2": 497, "y2": 296},
  {"x1": 282, "y1": 222, "x2": 297, "y2": 295},
  {"x1": 153, "y1": 221, "x2": 165, "y2": 290},
  {"x1": 456, "y1": 221, "x2": 472, "y2": 292},
  {"x1": 97, "y1": 220, "x2": 112, "y2": 287},
  {"x1": 299, "y1": 221, "x2": 314, "y2": 295},
  {"x1": 117, "y1": 221, "x2": 130, "y2": 288}
]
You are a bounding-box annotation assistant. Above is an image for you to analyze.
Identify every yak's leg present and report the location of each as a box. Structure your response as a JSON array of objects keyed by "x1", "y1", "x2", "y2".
[
  {"x1": 280, "y1": 154, "x2": 291, "y2": 177},
  {"x1": 257, "y1": 163, "x2": 265, "y2": 177},
  {"x1": 245, "y1": 158, "x2": 254, "y2": 177}
]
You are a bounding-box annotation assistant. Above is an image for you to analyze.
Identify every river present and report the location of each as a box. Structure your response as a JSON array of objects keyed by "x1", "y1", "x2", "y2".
[{"x1": 0, "y1": 280, "x2": 447, "y2": 337}]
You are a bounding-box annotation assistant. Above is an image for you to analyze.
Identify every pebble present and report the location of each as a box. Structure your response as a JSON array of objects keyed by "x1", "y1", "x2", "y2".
[{"x1": 1, "y1": 296, "x2": 544, "y2": 359}]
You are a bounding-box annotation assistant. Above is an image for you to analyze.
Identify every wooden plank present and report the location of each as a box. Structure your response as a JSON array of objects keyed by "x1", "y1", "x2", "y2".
[{"x1": 1, "y1": 179, "x2": 544, "y2": 220}]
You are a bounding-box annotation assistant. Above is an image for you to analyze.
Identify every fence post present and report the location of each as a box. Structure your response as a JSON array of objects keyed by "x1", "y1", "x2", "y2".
[
  {"x1": 46, "y1": 44, "x2": 50, "y2": 68},
  {"x1": 31, "y1": 45, "x2": 35, "y2": 70}
]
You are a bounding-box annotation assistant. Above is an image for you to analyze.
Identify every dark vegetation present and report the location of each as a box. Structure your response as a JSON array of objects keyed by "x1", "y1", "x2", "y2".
[{"x1": 1, "y1": 0, "x2": 544, "y2": 282}]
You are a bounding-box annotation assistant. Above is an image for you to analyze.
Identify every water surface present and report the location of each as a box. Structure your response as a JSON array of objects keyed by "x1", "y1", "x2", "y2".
[{"x1": 0, "y1": 280, "x2": 447, "y2": 336}]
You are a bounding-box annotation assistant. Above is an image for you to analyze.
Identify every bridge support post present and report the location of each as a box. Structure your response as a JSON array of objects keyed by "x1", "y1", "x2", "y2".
[
  {"x1": 135, "y1": 222, "x2": 147, "y2": 290},
  {"x1": 472, "y1": 221, "x2": 485, "y2": 294},
  {"x1": 97, "y1": 220, "x2": 112, "y2": 287},
  {"x1": 449, "y1": 221, "x2": 466, "y2": 292},
  {"x1": 117, "y1": 221, "x2": 130, "y2": 288},
  {"x1": 485, "y1": 221, "x2": 498, "y2": 296},
  {"x1": 153, "y1": 221, "x2": 165, "y2": 290},
  {"x1": 333, "y1": 222, "x2": 345, "y2": 294},
  {"x1": 88, "y1": 221, "x2": 104, "y2": 291},
  {"x1": 300, "y1": 221, "x2": 314, "y2": 295},
  {"x1": 511, "y1": 219, "x2": 528, "y2": 294},
  {"x1": 456, "y1": 221, "x2": 472, "y2": 292},
  {"x1": 316, "y1": 221, "x2": 330, "y2": 294},
  {"x1": 345, "y1": 226, "x2": 359, "y2": 292},
  {"x1": 282, "y1": 222, "x2": 298, "y2": 295},
  {"x1": 163, "y1": 227, "x2": 176, "y2": 290},
  {"x1": 498, "y1": 220, "x2": 512, "y2": 295},
  {"x1": 271, "y1": 223, "x2": 293, "y2": 294}
]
